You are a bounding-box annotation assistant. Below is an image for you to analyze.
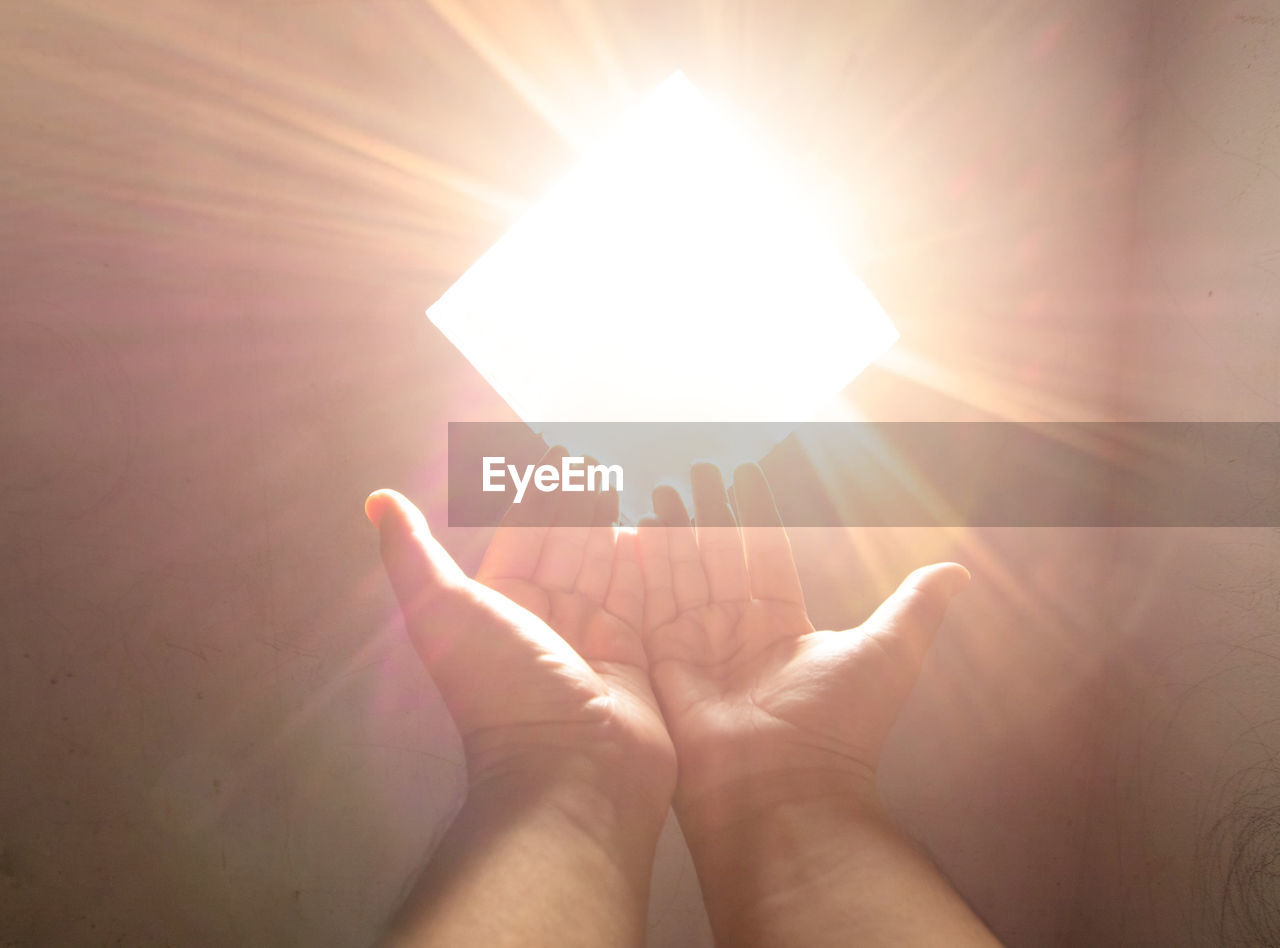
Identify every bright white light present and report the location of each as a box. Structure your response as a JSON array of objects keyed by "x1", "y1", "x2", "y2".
[{"x1": 429, "y1": 72, "x2": 898, "y2": 507}]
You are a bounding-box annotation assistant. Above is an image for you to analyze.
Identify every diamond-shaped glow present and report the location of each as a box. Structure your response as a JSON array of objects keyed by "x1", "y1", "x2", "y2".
[{"x1": 429, "y1": 71, "x2": 898, "y2": 426}]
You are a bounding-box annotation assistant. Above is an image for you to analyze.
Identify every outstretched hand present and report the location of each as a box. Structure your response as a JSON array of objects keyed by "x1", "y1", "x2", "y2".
[
  {"x1": 368, "y1": 449, "x2": 677, "y2": 947},
  {"x1": 366, "y1": 446, "x2": 674, "y2": 814},
  {"x1": 636, "y1": 462, "x2": 969, "y2": 827},
  {"x1": 368, "y1": 452, "x2": 992, "y2": 948}
]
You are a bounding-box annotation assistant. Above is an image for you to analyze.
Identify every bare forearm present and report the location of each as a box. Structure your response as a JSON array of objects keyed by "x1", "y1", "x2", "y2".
[
  {"x1": 381, "y1": 776, "x2": 664, "y2": 948},
  {"x1": 680, "y1": 775, "x2": 999, "y2": 948}
]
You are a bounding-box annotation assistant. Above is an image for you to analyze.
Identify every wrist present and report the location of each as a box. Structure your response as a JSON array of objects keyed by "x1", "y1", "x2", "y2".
[
  {"x1": 676, "y1": 772, "x2": 998, "y2": 948},
  {"x1": 387, "y1": 755, "x2": 668, "y2": 947},
  {"x1": 464, "y1": 724, "x2": 676, "y2": 825},
  {"x1": 466, "y1": 754, "x2": 671, "y2": 858},
  {"x1": 676, "y1": 765, "x2": 883, "y2": 842},
  {"x1": 677, "y1": 775, "x2": 915, "y2": 948}
]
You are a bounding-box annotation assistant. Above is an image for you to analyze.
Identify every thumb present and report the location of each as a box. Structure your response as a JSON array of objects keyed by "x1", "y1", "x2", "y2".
[
  {"x1": 366, "y1": 489, "x2": 470, "y2": 622},
  {"x1": 366, "y1": 490, "x2": 594, "y2": 739},
  {"x1": 366, "y1": 489, "x2": 497, "y2": 715},
  {"x1": 863, "y1": 562, "x2": 970, "y2": 669}
]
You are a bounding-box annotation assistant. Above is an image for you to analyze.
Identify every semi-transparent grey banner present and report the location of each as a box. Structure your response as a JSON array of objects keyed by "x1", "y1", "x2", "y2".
[{"x1": 447, "y1": 422, "x2": 1280, "y2": 527}]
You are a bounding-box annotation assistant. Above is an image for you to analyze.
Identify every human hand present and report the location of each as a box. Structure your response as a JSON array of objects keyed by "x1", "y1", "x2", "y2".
[
  {"x1": 368, "y1": 447, "x2": 677, "y2": 946},
  {"x1": 366, "y1": 447, "x2": 675, "y2": 820},
  {"x1": 636, "y1": 462, "x2": 969, "y2": 830}
]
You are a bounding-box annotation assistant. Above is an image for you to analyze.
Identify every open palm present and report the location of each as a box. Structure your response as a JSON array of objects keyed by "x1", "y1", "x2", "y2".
[
  {"x1": 367, "y1": 447, "x2": 674, "y2": 808},
  {"x1": 635, "y1": 463, "x2": 969, "y2": 815}
]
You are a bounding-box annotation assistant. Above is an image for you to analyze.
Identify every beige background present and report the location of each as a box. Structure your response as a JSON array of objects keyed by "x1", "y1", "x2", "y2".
[{"x1": 1, "y1": 1, "x2": 1277, "y2": 944}]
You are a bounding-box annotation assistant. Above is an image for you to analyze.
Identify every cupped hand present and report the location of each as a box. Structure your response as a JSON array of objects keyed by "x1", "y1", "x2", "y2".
[
  {"x1": 367, "y1": 447, "x2": 675, "y2": 815},
  {"x1": 635, "y1": 462, "x2": 969, "y2": 824}
]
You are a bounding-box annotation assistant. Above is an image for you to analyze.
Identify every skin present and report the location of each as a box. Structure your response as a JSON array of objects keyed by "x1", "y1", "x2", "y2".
[
  {"x1": 635, "y1": 462, "x2": 1000, "y2": 946},
  {"x1": 366, "y1": 447, "x2": 674, "y2": 947},
  {"x1": 367, "y1": 451, "x2": 998, "y2": 947}
]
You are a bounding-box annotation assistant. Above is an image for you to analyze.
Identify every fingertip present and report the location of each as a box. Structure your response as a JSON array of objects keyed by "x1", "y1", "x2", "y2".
[
  {"x1": 652, "y1": 484, "x2": 690, "y2": 526},
  {"x1": 365, "y1": 489, "x2": 426, "y2": 536},
  {"x1": 691, "y1": 462, "x2": 736, "y2": 528},
  {"x1": 731, "y1": 462, "x2": 782, "y2": 527},
  {"x1": 946, "y1": 563, "x2": 972, "y2": 595},
  {"x1": 364, "y1": 490, "x2": 395, "y2": 528},
  {"x1": 652, "y1": 483, "x2": 679, "y2": 504},
  {"x1": 690, "y1": 461, "x2": 725, "y2": 489},
  {"x1": 910, "y1": 562, "x2": 971, "y2": 597}
]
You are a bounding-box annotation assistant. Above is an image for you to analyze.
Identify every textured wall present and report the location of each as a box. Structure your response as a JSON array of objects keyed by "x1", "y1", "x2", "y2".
[
  {"x1": 1, "y1": 2, "x2": 1149, "y2": 944},
  {"x1": 1077, "y1": 2, "x2": 1280, "y2": 945}
]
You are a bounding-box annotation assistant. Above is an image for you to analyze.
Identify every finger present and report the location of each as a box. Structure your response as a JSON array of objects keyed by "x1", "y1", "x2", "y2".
[
  {"x1": 691, "y1": 462, "x2": 750, "y2": 603},
  {"x1": 635, "y1": 515, "x2": 677, "y2": 630},
  {"x1": 367, "y1": 489, "x2": 477, "y2": 670},
  {"x1": 603, "y1": 529, "x2": 644, "y2": 632},
  {"x1": 733, "y1": 462, "x2": 805, "y2": 605},
  {"x1": 653, "y1": 484, "x2": 708, "y2": 610},
  {"x1": 576, "y1": 481, "x2": 620, "y2": 603},
  {"x1": 532, "y1": 454, "x2": 597, "y2": 591},
  {"x1": 476, "y1": 444, "x2": 566, "y2": 584},
  {"x1": 863, "y1": 563, "x2": 971, "y2": 667},
  {"x1": 367, "y1": 489, "x2": 600, "y2": 733},
  {"x1": 366, "y1": 489, "x2": 469, "y2": 605},
  {"x1": 653, "y1": 483, "x2": 690, "y2": 526}
]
